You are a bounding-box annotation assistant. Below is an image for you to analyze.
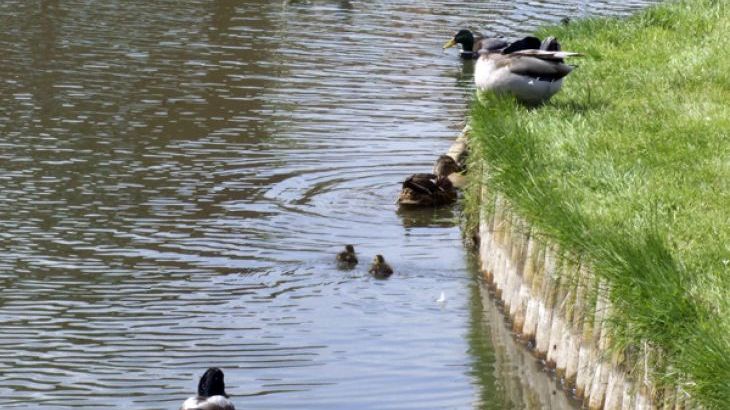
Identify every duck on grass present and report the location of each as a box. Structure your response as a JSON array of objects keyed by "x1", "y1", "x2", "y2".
[
  {"x1": 464, "y1": 0, "x2": 730, "y2": 406},
  {"x1": 444, "y1": 30, "x2": 582, "y2": 105}
]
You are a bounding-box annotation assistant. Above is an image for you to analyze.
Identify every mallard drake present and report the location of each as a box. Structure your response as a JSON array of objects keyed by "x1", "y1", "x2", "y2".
[
  {"x1": 475, "y1": 35, "x2": 582, "y2": 105},
  {"x1": 397, "y1": 173, "x2": 457, "y2": 207},
  {"x1": 180, "y1": 368, "x2": 235, "y2": 410},
  {"x1": 336, "y1": 244, "x2": 358, "y2": 268},
  {"x1": 444, "y1": 31, "x2": 561, "y2": 59},
  {"x1": 368, "y1": 255, "x2": 393, "y2": 279},
  {"x1": 443, "y1": 29, "x2": 507, "y2": 59}
]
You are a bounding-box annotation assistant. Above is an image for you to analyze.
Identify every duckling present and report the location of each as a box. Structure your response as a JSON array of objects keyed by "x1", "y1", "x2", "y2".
[
  {"x1": 180, "y1": 367, "x2": 235, "y2": 410},
  {"x1": 336, "y1": 244, "x2": 358, "y2": 269},
  {"x1": 475, "y1": 35, "x2": 582, "y2": 105},
  {"x1": 433, "y1": 155, "x2": 462, "y2": 179},
  {"x1": 368, "y1": 254, "x2": 393, "y2": 279},
  {"x1": 443, "y1": 29, "x2": 508, "y2": 59},
  {"x1": 397, "y1": 173, "x2": 457, "y2": 207}
]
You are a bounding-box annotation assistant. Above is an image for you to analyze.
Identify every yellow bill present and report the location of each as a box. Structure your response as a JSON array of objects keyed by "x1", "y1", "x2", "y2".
[{"x1": 442, "y1": 38, "x2": 457, "y2": 49}]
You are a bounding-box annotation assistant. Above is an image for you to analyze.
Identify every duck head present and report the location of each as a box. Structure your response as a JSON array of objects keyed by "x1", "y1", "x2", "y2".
[
  {"x1": 198, "y1": 367, "x2": 228, "y2": 398},
  {"x1": 344, "y1": 244, "x2": 355, "y2": 254},
  {"x1": 443, "y1": 29, "x2": 476, "y2": 51},
  {"x1": 433, "y1": 155, "x2": 461, "y2": 179}
]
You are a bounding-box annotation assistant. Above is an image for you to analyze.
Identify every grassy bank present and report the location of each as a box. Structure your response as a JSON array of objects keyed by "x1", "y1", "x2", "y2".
[{"x1": 467, "y1": 0, "x2": 728, "y2": 407}]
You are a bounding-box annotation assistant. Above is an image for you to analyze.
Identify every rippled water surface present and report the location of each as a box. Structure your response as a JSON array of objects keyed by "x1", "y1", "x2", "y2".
[{"x1": 1, "y1": 1, "x2": 657, "y2": 408}]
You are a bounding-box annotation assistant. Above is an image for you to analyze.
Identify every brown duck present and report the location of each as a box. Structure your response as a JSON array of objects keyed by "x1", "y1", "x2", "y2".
[
  {"x1": 368, "y1": 255, "x2": 393, "y2": 279},
  {"x1": 336, "y1": 244, "x2": 358, "y2": 268},
  {"x1": 397, "y1": 173, "x2": 457, "y2": 207},
  {"x1": 432, "y1": 155, "x2": 462, "y2": 179}
]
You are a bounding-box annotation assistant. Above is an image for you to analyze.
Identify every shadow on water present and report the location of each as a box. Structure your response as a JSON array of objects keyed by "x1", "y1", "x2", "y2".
[
  {"x1": 29, "y1": 1, "x2": 63, "y2": 124},
  {"x1": 456, "y1": 59, "x2": 477, "y2": 91}
]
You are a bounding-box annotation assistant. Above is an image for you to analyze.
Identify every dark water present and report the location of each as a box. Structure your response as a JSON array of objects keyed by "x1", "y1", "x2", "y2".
[{"x1": 0, "y1": 1, "x2": 656, "y2": 408}]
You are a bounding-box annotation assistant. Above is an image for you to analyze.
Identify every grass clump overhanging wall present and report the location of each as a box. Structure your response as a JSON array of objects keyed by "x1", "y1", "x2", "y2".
[{"x1": 467, "y1": 0, "x2": 729, "y2": 407}]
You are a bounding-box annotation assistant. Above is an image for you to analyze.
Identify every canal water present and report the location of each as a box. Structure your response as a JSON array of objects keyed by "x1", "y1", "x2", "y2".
[{"x1": 0, "y1": 1, "x2": 656, "y2": 408}]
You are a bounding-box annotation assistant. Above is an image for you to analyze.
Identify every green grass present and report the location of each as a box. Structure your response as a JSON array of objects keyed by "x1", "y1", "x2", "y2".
[{"x1": 467, "y1": 0, "x2": 729, "y2": 407}]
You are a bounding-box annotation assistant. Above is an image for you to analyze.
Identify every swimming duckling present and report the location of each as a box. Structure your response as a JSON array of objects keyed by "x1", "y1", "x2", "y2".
[
  {"x1": 180, "y1": 367, "x2": 235, "y2": 410},
  {"x1": 336, "y1": 244, "x2": 358, "y2": 268},
  {"x1": 475, "y1": 35, "x2": 582, "y2": 105},
  {"x1": 397, "y1": 173, "x2": 457, "y2": 207},
  {"x1": 443, "y1": 29, "x2": 507, "y2": 59},
  {"x1": 368, "y1": 254, "x2": 393, "y2": 279}
]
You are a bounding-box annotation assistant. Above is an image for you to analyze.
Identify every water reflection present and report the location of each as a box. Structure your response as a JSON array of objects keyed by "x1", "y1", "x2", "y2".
[
  {"x1": 0, "y1": 0, "x2": 657, "y2": 408},
  {"x1": 466, "y1": 256, "x2": 583, "y2": 409},
  {"x1": 396, "y1": 206, "x2": 459, "y2": 229}
]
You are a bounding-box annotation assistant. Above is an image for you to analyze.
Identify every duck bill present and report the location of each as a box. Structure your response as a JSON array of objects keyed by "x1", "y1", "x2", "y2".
[{"x1": 442, "y1": 38, "x2": 457, "y2": 49}]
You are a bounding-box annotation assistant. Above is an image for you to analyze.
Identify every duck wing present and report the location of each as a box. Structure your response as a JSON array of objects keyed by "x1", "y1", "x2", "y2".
[
  {"x1": 403, "y1": 174, "x2": 438, "y2": 194},
  {"x1": 510, "y1": 49, "x2": 583, "y2": 60},
  {"x1": 502, "y1": 36, "x2": 542, "y2": 54},
  {"x1": 505, "y1": 56, "x2": 574, "y2": 80},
  {"x1": 476, "y1": 37, "x2": 509, "y2": 53}
]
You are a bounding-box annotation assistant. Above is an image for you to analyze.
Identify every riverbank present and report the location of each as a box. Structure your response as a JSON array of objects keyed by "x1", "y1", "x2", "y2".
[{"x1": 465, "y1": 0, "x2": 728, "y2": 408}]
